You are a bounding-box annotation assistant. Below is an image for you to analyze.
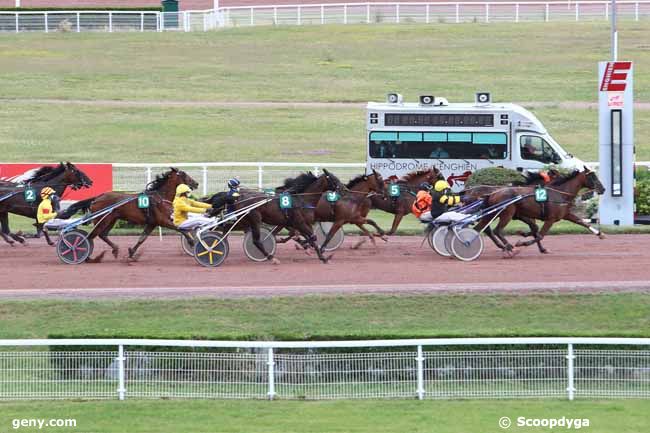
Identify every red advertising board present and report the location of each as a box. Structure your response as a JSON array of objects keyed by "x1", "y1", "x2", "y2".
[{"x1": 0, "y1": 163, "x2": 112, "y2": 200}]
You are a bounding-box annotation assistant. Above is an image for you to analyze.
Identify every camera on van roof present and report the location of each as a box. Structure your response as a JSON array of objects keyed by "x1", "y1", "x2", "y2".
[
  {"x1": 419, "y1": 95, "x2": 435, "y2": 105},
  {"x1": 386, "y1": 93, "x2": 403, "y2": 104},
  {"x1": 475, "y1": 92, "x2": 491, "y2": 105}
]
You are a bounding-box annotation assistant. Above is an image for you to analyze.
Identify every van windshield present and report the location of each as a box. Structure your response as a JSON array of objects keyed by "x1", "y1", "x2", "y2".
[
  {"x1": 369, "y1": 131, "x2": 507, "y2": 159},
  {"x1": 519, "y1": 135, "x2": 561, "y2": 164}
]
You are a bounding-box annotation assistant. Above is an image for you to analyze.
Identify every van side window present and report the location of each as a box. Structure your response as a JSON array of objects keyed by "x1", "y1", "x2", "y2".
[
  {"x1": 520, "y1": 136, "x2": 561, "y2": 164},
  {"x1": 369, "y1": 132, "x2": 506, "y2": 159}
]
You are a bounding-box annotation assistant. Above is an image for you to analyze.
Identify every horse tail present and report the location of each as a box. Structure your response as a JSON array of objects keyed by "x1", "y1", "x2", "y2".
[{"x1": 58, "y1": 197, "x2": 97, "y2": 219}]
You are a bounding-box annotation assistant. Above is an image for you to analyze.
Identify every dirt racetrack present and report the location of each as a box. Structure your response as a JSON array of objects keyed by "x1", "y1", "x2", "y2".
[{"x1": 0, "y1": 233, "x2": 648, "y2": 299}]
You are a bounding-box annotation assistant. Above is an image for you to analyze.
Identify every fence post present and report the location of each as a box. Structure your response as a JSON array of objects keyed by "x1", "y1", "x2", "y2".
[
  {"x1": 15, "y1": 13, "x2": 18, "y2": 33},
  {"x1": 515, "y1": 3, "x2": 519, "y2": 22},
  {"x1": 321, "y1": 5, "x2": 324, "y2": 24},
  {"x1": 416, "y1": 345, "x2": 425, "y2": 400},
  {"x1": 297, "y1": 6, "x2": 301, "y2": 25},
  {"x1": 396, "y1": 4, "x2": 400, "y2": 23},
  {"x1": 117, "y1": 344, "x2": 126, "y2": 400},
  {"x1": 425, "y1": 4, "x2": 429, "y2": 23},
  {"x1": 202, "y1": 166, "x2": 208, "y2": 196},
  {"x1": 366, "y1": 3, "x2": 370, "y2": 23},
  {"x1": 545, "y1": 3, "x2": 549, "y2": 21},
  {"x1": 267, "y1": 348, "x2": 276, "y2": 400},
  {"x1": 273, "y1": 7, "x2": 277, "y2": 25},
  {"x1": 158, "y1": 12, "x2": 162, "y2": 31},
  {"x1": 343, "y1": 4, "x2": 347, "y2": 24},
  {"x1": 575, "y1": 2, "x2": 579, "y2": 21},
  {"x1": 250, "y1": 7, "x2": 254, "y2": 25},
  {"x1": 485, "y1": 3, "x2": 489, "y2": 23},
  {"x1": 257, "y1": 165, "x2": 264, "y2": 190},
  {"x1": 456, "y1": 3, "x2": 460, "y2": 23},
  {"x1": 44, "y1": 12, "x2": 48, "y2": 33},
  {"x1": 605, "y1": 2, "x2": 608, "y2": 20},
  {"x1": 109, "y1": 12, "x2": 113, "y2": 32},
  {"x1": 635, "y1": 2, "x2": 639, "y2": 20},
  {"x1": 566, "y1": 343, "x2": 575, "y2": 401},
  {"x1": 77, "y1": 12, "x2": 81, "y2": 32},
  {"x1": 146, "y1": 166, "x2": 153, "y2": 186}
]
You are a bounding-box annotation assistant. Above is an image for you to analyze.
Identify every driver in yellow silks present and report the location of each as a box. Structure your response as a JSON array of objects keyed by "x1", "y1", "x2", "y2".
[
  {"x1": 173, "y1": 184, "x2": 212, "y2": 229},
  {"x1": 37, "y1": 187, "x2": 58, "y2": 224}
]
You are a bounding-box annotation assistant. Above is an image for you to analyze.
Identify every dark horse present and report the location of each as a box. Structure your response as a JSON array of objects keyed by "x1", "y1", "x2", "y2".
[
  {"x1": 234, "y1": 171, "x2": 341, "y2": 263},
  {"x1": 473, "y1": 167, "x2": 606, "y2": 257},
  {"x1": 370, "y1": 168, "x2": 444, "y2": 235},
  {"x1": 58, "y1": 168, "x2": 197, "y2": 261},
  {"x1": 317, "y1": 170, "x2": 386, "y2": 251},
  {"x1": 0, "y1": 162, "x2": 93, "y2": 246}
]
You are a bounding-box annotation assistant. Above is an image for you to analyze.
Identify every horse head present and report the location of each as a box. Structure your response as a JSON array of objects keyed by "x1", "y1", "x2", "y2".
[
  {"x1": 369, "y1": 170, "x2": 385, "y2": 195},
  {"x1": 583, "y1": 167, "x2": 606, "y2": 194},
  {"x1": 169, "y1": 167, "x2": 199, "y2": 191},
  {"x1": 63, "y1": 162, "x2": 93, "y2": 190},
  {"x1": 321, "y1": 169, "x2": 343, "y2": 194}
]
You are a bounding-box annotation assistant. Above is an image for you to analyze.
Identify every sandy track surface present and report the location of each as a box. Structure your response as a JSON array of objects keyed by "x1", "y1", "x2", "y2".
[{"x1": 0, "y1": 234, "x2": 648, "y2": 299}]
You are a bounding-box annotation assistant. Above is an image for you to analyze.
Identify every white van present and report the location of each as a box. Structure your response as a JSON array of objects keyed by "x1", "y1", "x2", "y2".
[{"x1": 366, "y1": 93, "x2": 584, "y2": 189}]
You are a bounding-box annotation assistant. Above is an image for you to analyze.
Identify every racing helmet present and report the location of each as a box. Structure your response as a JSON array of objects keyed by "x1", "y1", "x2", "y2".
[
  {"x1": 227, "y1": 178, "x2": 241, "y2": 189},
  {"x1": 175, "y1": 184, "x2": 192, "y2": 196},
  {"x1": 434, "y1": 180, "x2": 451, "y2": 192},
  {"x1": 40, "y1": 186, "x2": 55, "y2": 198}
]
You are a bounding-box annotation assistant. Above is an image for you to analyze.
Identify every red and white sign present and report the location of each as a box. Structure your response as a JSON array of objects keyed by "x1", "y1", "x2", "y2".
[
  {"x1": 607, "y1": 92, "x2": 624, "y2": 108},
  {"x1": 0, "y1": 163, "x2": 112, "y2": 200},
  {"x1": 600, "y1": 61, "x2": 632, "y2": 92}
]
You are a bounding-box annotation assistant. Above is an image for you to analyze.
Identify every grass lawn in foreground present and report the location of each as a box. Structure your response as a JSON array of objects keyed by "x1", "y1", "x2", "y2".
[
  {"x1": 2, "y1": 103, "x2": 650, "y2": 163},
  {"x1": 2, "y1": 293, "x2": 649, "y2": 340},
  {"x1": 1, "y1": 22, "x2": 649, "y2": 102},
  {"x1": 0, "y1": 399, "x2": 648, "y2": 433}
]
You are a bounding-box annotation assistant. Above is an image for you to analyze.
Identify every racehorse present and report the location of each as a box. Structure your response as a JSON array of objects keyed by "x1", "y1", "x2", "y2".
[
  {"x1": 317, "y1": 170, "x2": 386, "y2": 251},
  {"x1": 473, "y1": 167, "x2": 605, "y2": 257},
  {"x1": 0, "y1": 162, "x2": 93, "y2": 246},
  {"x1": 370, "y1": 168, "x2": 444, "y2": 235},
  {"x1": 232, "y1": 171, "x2": 341, "y2": 263},
  {"x1": 58, "y1": 168, "x2": 197, "y2": 261}
]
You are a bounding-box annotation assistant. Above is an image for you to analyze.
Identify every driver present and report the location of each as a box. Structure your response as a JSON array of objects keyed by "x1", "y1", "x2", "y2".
[
  {"x1": 412, "y1": 180, "x2": 461, "y2": 222},
  {"x1": 173, "y1": 184, "x2": 212, "y2": 229},
  {"x1": 36, "y1": 187, "x2": 58, "y2": 224}
]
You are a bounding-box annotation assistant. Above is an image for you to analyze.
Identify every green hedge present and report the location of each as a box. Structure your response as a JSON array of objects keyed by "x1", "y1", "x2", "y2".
[
  {"x1": 0, "y1": 7, "x2": 162, "y2": 12},
  {"x1": 637, "y1": 178, "x2": 650, "y2": 215},
  {"x1": 464, "y1": 167, "x2": 525, "y2": 187}
]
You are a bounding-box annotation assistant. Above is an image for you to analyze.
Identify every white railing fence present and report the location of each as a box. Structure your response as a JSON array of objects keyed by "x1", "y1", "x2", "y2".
[
  {"x1": 113, "y1": 162, "x2": 366, "y2": 195},
  {"x1": 1, "y1": 2, "x2": 649, "y2": 32},
  {"x1": 1, "y1": 338, "x2": 649, "y2": 401}
]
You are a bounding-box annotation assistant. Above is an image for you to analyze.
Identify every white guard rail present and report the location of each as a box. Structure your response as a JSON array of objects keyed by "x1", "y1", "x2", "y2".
[
  {"x1": 1, "y1": 2, "x2": 649, "y2": 33},
  {"x1": 113, "y1": 162, "x2": 366, "y2": 195},
  {"x1": 0, "y1": 337, "x2": 649, "y2": 401},
  {"x1": 111, "y1": 161, "x2": 649, "y2": 195}
]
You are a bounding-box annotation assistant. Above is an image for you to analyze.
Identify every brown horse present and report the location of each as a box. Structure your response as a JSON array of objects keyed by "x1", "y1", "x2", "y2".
[
  {"x1": 318, "y1": 170, "x2": 386, "y2": 251},
  {"x1": 0, "y1": 162, "x2": 93, "y2": 246},
  {"x1": 236, "y1": 171, "x2": 341, "y2": 263},
  {"x1": 473, "y1": 168, "x2": 605, "y2": 257},
  {"x1": 370, "y1": 168, "x2": 444, "y2": 235},
  {"x1": 58, "y1": 168, "x2": 197, "y2": 261}
]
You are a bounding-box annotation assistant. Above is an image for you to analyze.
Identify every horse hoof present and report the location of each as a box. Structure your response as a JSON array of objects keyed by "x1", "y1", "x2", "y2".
[
  {"x1": 541, "y1": 249, "x2": 550, "y2": 254},
  {"x1": 294, "y1": 243, "x2": 302, "y2": 251},
  {"x1": 86, "y1": 251, "x2": 106, "y2": 263},
  {"x1": 515, "y1": 241, "x2": 524, "y2": 247},
  {"x1": 598, "y1": 233, "x2": 606, "y2": 240},
  {"x1": 380, "y1": 236, "x2": 389, "y2": 242},
  {"x1": 113, "y1": 249, "x2": 120, "y2": 259},
  {"x1": 271, "y1": 258, "x2": 281, "y2": 265}
]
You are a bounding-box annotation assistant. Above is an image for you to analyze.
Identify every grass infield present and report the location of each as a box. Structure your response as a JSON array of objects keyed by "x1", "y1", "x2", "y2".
[
  {"x1": 1, "y1": 293, "x2": 649, "y2": 340},
  {"x1": 0, "y1": 399, "x2": 648, "y2": 433}
]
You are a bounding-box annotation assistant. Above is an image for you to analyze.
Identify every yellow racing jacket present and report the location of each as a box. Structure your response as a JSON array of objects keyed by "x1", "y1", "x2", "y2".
[
  {"x1": 172, "y1": 196, "x2": 212, "y2": 226},
  {"x1": 37, "y1": 198, "x2": 57, "y2": 224}
]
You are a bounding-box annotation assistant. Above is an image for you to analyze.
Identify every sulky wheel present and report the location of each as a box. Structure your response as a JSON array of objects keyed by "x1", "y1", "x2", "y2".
[
  {"x1": 243, "y1": 227, "x2": 277, "y2": 262},
  {"x1": 450, "y1": 228, "x2": 484, "y2": 262},
  {"x1": 444, "y1": 228, "x2": 456, "y2": 259},
  {"x1": 430, "y1": 226, "x2": 451, "y2": 257},
  {"x1": 180, "y1": 230, "x2": 197, "y2": 257},
  {"x1": 315, "y1": 222, "x2": 345, "y2": 252},
  {"x1": 194, "y1": 232, "x2": 229, "y2": 268},
  {"x1": 56, "y1": 229, "x2": 92, "y2": 265}
]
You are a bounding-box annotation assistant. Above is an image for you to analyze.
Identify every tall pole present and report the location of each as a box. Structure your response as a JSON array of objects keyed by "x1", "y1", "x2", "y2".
[
  {"x1": 611, "y1": 0, "x2": 618, "y2": 60},
  {"x1": 15, "y1": 0, "x2": 20, "y2": 8}
]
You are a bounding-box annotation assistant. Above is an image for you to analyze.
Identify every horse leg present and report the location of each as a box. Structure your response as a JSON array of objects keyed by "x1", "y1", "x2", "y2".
[
  {"x1": 0, "y1": 213, "x2": 15, "y2": 246},
  {"x1": 128, "y1": 224, "x2": 155, "y2": 259},
  {"x1": 482, "y1": 226, "x2": 506, "y2": 251},
  {"x1": 318, "y1": 221, "x2": 347, "y2": 262},
  {"x1": 386, "y1": 213, "x2": 403, "y2": 236},
  {"x1": 352, "y1": 224, "x2": 376, "y2": 249},
  {"x1": 563, "y1": 212, "x2": 606, "y2": 239},
  {"x1": 364, "y1": 218, "x2": 389, "y2": 242},
  {"x1": 249, "y1": 217, "x2": 279, "y2": 264},
  {"x1": 515, "y1": 216, "x2": 547, "y2": 253},
  {"x1": 94, "y1": 217, "x2": 120, "y2": 259},
  {"x1": 491, "y1": 207, "x2": 518, "y2": 258}
]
